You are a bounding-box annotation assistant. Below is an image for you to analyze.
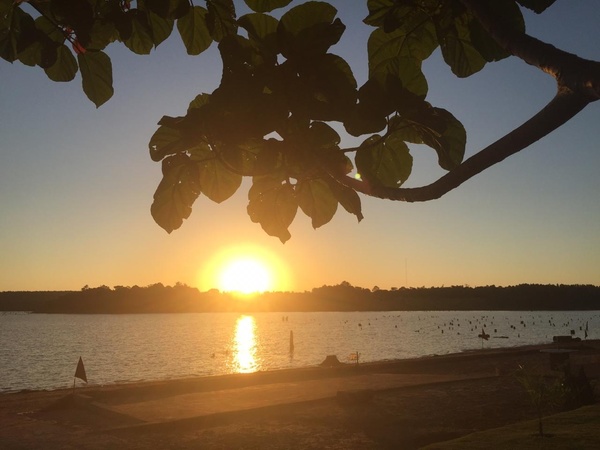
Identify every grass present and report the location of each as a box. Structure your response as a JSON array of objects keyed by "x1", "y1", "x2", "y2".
[{"x1": 422, "y1": 403, "x2": 600, "y2": 449}]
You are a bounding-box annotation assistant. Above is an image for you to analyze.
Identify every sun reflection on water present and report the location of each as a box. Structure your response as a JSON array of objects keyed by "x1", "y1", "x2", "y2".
[{"x1": 233, "y1": 315, "x2": 258, "y2": 373}]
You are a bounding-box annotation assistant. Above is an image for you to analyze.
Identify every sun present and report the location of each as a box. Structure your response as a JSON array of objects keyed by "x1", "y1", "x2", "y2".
[
  {"x1": 218, "y1": 258, "x2": 272, "y2": 294},
  {"x1": 198, "y1": 244, "x2": 291, "y2": 294}
]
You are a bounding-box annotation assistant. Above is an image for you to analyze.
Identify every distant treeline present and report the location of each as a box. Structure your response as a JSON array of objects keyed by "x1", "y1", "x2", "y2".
[{"x1": 2, "y1": 283, "x2": 600, "y2": 314}]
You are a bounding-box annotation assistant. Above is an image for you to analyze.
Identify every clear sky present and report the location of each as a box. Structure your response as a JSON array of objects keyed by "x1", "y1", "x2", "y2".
[{"x1": 1, "y1": 1, "x2": 598, "y2": 292}]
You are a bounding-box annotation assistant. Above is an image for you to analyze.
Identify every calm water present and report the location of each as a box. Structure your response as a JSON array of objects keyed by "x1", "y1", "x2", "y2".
[{"x1": 1, "y1": 310, "x2": 599, "y2": 393}]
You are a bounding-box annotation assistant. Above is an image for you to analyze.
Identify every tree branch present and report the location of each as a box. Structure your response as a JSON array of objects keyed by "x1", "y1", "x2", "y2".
[
  {"x1": 460, "y1": 0, "x2": 600, "y2": 100},
  {"x1": 332, "y1": 88, "x2": 589, "y2": 202},
  {"x1": 330, "y1": 2, "x2": 599, "y2": 202}
]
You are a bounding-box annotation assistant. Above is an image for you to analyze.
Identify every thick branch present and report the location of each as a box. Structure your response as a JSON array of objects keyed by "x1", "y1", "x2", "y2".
[
  {"x1": 460, "y1": 0, "x2": 600, "y2": 100},
  {"x1": 333, "y1": 88, "x2": 589, "y2": 202}
]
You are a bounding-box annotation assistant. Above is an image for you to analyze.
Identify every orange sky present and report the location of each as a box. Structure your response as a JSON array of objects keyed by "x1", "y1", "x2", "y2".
[{"x1": 0, "y1": 2, "x2": 598, "y2": 293}]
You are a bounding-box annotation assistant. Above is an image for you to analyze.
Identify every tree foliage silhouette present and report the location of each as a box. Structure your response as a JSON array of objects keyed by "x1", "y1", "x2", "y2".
[{"x1": 2, "y1": 0, "x2": 598, "y2": 242}]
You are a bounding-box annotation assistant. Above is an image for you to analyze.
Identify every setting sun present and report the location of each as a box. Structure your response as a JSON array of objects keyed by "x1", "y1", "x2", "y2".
[
  {"x1": 198, "y1": 243, "x2": 291, "y2": 294},
  {"x1": 218, "y1": 258, "x2": 272, "y2": 294}
]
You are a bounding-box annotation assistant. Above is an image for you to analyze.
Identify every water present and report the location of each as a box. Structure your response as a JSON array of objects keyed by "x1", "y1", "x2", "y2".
[{"x1": 1, "y1": 310, "x2": 598, "y2": 393}]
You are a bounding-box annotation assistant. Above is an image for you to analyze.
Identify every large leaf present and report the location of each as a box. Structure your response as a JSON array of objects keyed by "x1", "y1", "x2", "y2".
[
  {"x1": 0, "y1": 6, "x2": 36, "y2": 63},
  {"x1": 391, "y1": 107, "x2": 466, "y2": 170},
  {"x1": 34, "y1": 16, "x2": 65, "y2": 44},
  {"x1": 355, "y1": 133, "x2": 412, "y2": 188},
  {"x1": 278, "y1": 1, "x2": 345, "y2": 60},
  {"x1": 147, "y1": 10, "x2": 174, "y2": 47},
  {"x1": 151, "y1": 154, "x2": 201, "y2": 233},
  {"x1": 149, "y1": 122, "x2": 194, "y2": 162},
  {"x1": 191, "y1": 147, "x2": 242, "y2": 203},
  {"x1": 290, "y1": 53, "x2": 357, "y2": 121},
  {"x1": 247, "y1": 178, "x2": 297, "y2": 243},
  {"x1": 44, "y1": 44, "x2": 77, "y2": 81},
  {"x1": 123, "y1": 14, "x2": 154, "y2": 55},
  {"x1": 188, "y1": 93, "x2": 211, "y2": 112},
  {"x1": 297, "y1": 178, "x2": 338, "y2": 229},
  {"x1": 177, "y1": 6, "x2": 212, "y2": 55},
  {"x1": 77, "y1": 50, "x2": 113, "y2": 107},
  {"x1": 435, "y1": 11, "x2": 486, "y2": 78},
  {"x1": 244, "y1": 0, "x2": 292, "y2": 13},
  {"x1": 326, "y1": 180, "x2": 363, "y2": 222},
  {"x1": 238, "y1": 13, "x2": 279, "y2": 57},
  {"x1": 420, "y1": 108, "x2": 466, "y2": 170},
  {"x1": 368, "y1": 16, "x2": 437, "y2": 74},
  {"x1": 87, "y1": 19, "x2": 118, "y2": 51},
  {"x1": 206, "y1": 0, "x2": 237, "y2": 42},
  {"x1": 363, "y1": 0, "x2": 395, "y2": 27}
]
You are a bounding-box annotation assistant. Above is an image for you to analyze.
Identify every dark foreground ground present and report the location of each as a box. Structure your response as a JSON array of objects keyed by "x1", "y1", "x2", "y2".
[{"x1": 2, "y1": 341, "x2": 599, "y2": 450}]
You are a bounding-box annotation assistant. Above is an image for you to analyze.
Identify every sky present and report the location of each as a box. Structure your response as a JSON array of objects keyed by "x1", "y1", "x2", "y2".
[{"x1": 1, "y1": 1, "x2": 598, "y2": 293}]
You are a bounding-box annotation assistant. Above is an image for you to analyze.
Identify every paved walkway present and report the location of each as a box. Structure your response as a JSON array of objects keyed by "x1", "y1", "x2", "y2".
[{"x1": 106, "y1": 372, "x2": 486, "y2": 424}]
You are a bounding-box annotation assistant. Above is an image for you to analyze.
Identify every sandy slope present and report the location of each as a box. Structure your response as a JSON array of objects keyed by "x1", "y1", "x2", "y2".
[{"x1": 1, "y1": 341, "x2": 598, "y2": 449}]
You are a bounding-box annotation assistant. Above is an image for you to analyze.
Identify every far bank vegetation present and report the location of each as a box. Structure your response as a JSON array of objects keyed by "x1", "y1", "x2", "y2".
[{"x1": 2, "y1": 283, "x2": 600, "y2": 314}]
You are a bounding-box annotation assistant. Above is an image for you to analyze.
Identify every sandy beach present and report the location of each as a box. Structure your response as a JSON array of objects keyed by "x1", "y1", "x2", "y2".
[{"x1": 2, "y1": 340, "x2": 599, "y2": 449}]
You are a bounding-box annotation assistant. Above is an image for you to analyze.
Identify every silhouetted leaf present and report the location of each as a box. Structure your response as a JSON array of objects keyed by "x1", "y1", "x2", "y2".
[
  {"x1": 356, "y1": 133, "x2": 412, "y2": 187},
  {"x1": 124, "y1": 14, "x2": 154, "y2": 54},
  {"x1": 44, "y1": 44, "x2": 77, "y2": 81},
  {"x1": 215, "y1": 139, "x2": 265, "y2": 175},
  {"x1": 145, "y1": 0, "x2": 190, "y2": 20},
  {"x1": 517, "y1": 0, "x2": 556, "y2": 13},
  {"x1": 238, "y1": 13, "x2": 279, "y2": 57},
  {"x1": 363, "y1": 0, "x2": 395, "y2": 27},
  {"x1": 87, "y1": 20, "x2": 118, "y2": 51},
  {"x1": 328, "y1": 181, "x2": 363, "y2": 222},
  {"x1": 35, "y1": 16, "x2": 64, "y2": 44},
  {"x1": 278, "y1": 1, "x2": 344, "y2": 59},
  {"x1": 149, "y1": 123, "x2": 192, "y2": 162},
  {"x1": 188, "y1": 93, "x2": 211, "y2": 111},
  {"x1": 368, "y1": 17, "x2": 437, "y2": 74},
  {"x1": 289, "y1": 53, "x2": 357, "y2": 121},
  {"x1": 391, "y1": 107, "x2": 466, "y2": 170},
  {"x1": 248, "y1": 178, "x2": 297, "y2": 243},
  {"x1": 435, "y1": 11, "x2": 486, "y2": 77},
  {"x1": 206, "y1": 0, "x2": 237, "y2": 42},
  {"x1": 78, "y1": 50, "x2": 113, "y2": 107},
  {"x1": 147, "y1": 10, "x2": 174, "y2": 47},
  {"x1": 151, "y1": 154, "x2": 201, "y2": 233},
  {"x1": 0, "y1": 6, "x2": 36, "y2": 62},
  {"x1": 191, "y1": 147, "x2": 242, "y2": 203},
  {"x1": 177, "y1": 6, "x2": 212, "y2": 55},
  {"x1": 297, "y1": 178, "x2": 338, "y2": 229},
  {"x1": 244, "y1": 0, "x2": 292, "y2": 13},
  {"x1": 422, "y1": 108, "x2": 466, "y2": 170}
]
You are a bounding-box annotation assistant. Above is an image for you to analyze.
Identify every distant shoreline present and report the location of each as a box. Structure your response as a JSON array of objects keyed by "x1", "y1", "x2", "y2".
[{"x1": 2, "y1": 284, "x2": 600, "y2": 314}]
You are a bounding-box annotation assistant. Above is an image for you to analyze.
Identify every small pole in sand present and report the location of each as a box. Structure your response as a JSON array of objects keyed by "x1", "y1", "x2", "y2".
[{"x1": 289, "y1": 330, "x2": 294, "y2": 355}]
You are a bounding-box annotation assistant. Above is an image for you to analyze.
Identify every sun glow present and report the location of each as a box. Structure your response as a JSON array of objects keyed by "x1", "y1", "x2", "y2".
[
  {"x1": 198, "y1": 244, "x2": 291, "y2": 294},
  {"x1": 219, "y1": 258, "x2": 271, "y2": 294}
]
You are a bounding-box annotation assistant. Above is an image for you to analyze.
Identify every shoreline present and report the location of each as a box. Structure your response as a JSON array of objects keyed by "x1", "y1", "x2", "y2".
[
  {"x1": 2, "y1": 340, "x2": 599, "y2": 449},
  {"x1": 4, "y1": 339, "x2": 594, "y2": 398}
]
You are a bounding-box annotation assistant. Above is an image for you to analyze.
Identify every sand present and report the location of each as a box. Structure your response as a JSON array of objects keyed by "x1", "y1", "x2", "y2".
[{"x1": 1, "y1": 340, "x2": 599, "y2": 449}]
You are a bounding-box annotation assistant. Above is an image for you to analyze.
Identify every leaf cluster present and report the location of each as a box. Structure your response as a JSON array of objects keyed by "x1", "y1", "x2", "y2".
[{"x1": 2, "y1": 0, "x2": 558, "y2": 240}]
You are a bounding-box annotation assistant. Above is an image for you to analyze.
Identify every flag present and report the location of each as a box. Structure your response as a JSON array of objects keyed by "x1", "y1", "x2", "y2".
[{"x1": 74, "y1": 356, "x2": 87, "y2": 383}]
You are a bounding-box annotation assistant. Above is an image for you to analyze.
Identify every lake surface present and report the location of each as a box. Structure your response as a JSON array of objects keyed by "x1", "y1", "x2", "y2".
[{"x1": 1, "y1": 310, "x2": 599, "y2": 393}]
